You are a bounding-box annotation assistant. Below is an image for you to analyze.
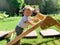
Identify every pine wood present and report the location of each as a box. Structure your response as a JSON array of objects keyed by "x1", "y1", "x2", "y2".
[{"x1": 36, "y1": 13, "x2": 45, "y2": 20}]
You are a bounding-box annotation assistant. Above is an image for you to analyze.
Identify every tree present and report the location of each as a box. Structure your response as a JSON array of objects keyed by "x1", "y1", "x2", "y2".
[
  {"x1": 39, "y1": 0, "x2": 58, "y2": 14},
  {"x1": 6, "y1": 0, "x2": 25, "y2": 16}
]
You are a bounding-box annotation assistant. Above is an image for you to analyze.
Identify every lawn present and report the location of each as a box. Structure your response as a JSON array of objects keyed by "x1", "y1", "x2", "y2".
[{"x1": 0, "y1": 15, "x2": 60, "y2": 45}]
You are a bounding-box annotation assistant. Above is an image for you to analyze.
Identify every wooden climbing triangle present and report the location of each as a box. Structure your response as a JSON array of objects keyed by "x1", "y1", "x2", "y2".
[{"x1": 7, "y1": 13, "x2": 60, "y2": 45}]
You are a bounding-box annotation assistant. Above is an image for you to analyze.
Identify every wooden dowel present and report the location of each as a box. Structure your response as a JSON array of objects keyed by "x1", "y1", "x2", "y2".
[{"x1": 36, "y1": 13, "x2": 46, "y2": 20}]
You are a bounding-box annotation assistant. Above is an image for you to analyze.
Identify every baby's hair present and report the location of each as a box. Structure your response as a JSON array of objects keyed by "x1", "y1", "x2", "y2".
[
  {"x1": 24, "y1": 5, "x2": 34, "y2": 11},
  {"x1": 19, "y1": 5, "x2": 40, "y2": 15},
  {"x1": 19, "y1": 5, "x2": 34, "y2": 13}
]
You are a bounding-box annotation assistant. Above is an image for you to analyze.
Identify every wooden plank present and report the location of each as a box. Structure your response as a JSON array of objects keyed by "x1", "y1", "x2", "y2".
[
  {"x1": 24, "y1": 30, "x2": 37, "y2": 38},
  {"x1": 7, "y1": 22, "x2": 40, "y2": 45},
  {"x1": 44, "y1": 16, "x2": 60, "y2": 29},
  {"x1": 45, "y1": 16, "x2": 60, "y2": 29},
  {"x1": 35, "y1": 15, "x2": 57, "y2": 29},
  {"x1": 35, "y1": 13, "x2": 60, "y2": 29},
  {"x1": 5, "y1": 30, "x2": 15, "y2": 38},
  {"x1": 0, "y1": 31, "x2": 15, "y2": 41},
  {"x1": 0, "y1": 31, "x2": 12, "y2": 40},
  {"x1": 39, "y1": 21, "x2": 48, "y2": 29},
  {"x1": 0, "y1": 31, "x2": 9, "y2": 37},
  {"x1": 43, "y1": 16, "x2": 54, "y2": 26},
  {"x1": 40, "y1": 29, "x2": 60, "y2": 37},
  {"x1": 40, "y1": 16, "x2": 58, "y2": 29}
]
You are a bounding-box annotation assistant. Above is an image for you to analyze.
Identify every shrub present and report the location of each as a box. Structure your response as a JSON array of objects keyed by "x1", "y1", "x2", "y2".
[
  {"x1": 6, "y1": 0, "x2": 25, "y2": 16},
  {"x1": 0, "y1": 12, "x2": 9, "y2": 19},
  {"x1": 39, "y1": 0, "x2": 58, "y2": 14}
]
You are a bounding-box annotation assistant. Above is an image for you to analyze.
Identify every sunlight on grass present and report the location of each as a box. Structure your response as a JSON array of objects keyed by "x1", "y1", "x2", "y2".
[
  {"x1": 0, "y1": 14, "x2": 60, "y2": 45},
  {"x1": 0, "y1": 17, "x2": 21, "y2": 31}
]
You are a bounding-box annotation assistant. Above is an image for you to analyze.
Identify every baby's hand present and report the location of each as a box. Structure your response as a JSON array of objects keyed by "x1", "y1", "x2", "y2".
[{"x1": 33, "y1": 17, "x2": 39, "y2": 23}]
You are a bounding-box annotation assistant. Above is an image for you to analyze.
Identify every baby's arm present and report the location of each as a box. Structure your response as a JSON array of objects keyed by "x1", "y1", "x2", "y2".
[{"x1": 26, "y1": 20, "x2": 35, "y2": 26}]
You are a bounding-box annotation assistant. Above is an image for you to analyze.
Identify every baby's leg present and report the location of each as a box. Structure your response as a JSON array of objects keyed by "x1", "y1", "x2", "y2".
[{"x1": 13, "y1": 26, "x2": 23, "y2": 45}]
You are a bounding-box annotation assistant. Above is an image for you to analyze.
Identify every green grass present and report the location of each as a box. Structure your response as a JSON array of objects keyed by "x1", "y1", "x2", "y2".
[
  {"x1": 0, "y1": 17, "x2": 21, "y2": 31},
  {"x1": 0, "y1": 15, "x2": 60, "y2": 45}
]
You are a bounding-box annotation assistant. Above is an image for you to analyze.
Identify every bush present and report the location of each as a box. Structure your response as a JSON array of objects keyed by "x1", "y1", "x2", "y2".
[
  {"x1": 39, "y1": 0, "x2": 58, "y2": 14},
  {"x1": 57, "y1": 0, "x2": 60, "y2": 13},
  {"x1": 18, "y1": 0, "x2": 26, "y2": 9},
  {"x1": 6, "y1": 0, "x2": 25, "y2": 16},
  {"x1": 0, "y1": 12, "x2": 9, "y2": 19}
]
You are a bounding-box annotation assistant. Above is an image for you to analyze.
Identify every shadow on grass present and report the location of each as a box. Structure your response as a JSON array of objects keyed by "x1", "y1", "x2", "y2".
[
  {"x1": 21, "y1": 43, "x2": 32, "y2": 45},
  {"x1": 37, "y1": 37, "x2": 60, "y2": 45},
  {"x1": 21, "y1": 37, "x2": 60, "y2": 45}
]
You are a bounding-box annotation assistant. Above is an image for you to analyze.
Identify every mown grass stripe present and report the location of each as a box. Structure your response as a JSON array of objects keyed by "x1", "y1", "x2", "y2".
[
  {"x1": 53, "y1": 40, "x2": 60, "y2": 45},
  {"x1": 46, "y1": 41, "x2": 55, "y2": 45}
]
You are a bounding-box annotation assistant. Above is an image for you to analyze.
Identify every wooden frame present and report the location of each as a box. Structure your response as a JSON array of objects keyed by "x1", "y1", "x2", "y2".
[{"x1": 7, "y1": 13, "x2": 60, "y2": 45}]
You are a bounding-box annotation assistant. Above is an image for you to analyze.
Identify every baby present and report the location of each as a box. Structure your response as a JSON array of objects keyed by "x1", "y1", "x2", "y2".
[{"x1": 14, "y1": 5, "x2": 35, "y2": 45}]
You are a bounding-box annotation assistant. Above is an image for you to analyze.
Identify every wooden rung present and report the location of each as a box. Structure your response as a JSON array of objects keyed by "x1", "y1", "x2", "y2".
[{"x1": 36, "y1": 13, "x2": 45, "y2": 20}]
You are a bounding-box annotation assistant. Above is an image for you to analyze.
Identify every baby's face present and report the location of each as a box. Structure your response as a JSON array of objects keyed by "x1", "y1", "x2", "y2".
[{"x1": 24, "y1": 9, "x2": 33, "y2": 17}]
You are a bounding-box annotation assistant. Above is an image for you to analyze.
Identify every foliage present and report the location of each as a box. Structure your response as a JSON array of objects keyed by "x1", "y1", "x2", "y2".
[
  {"x1": 39, "y1": 0, "x2": 58, "y2": 14},
  {"x1": 57, "y1": 0, "x2": 60, "y2": 13},
  {"x1": 0, "y1": 12, "x2": 9, "y2": 20},
  {"x1": 58, "y1": 0, "x2": 60, "y2": 8},
  {"x1": 7, "y1": 0, "x2": 19, "y2": 16},
  {"x1": 6, "y1": 0, "x2": 25, "y2": 16},
  {"x1": 17, "y1": 0, "x2": 26, "y2": 9},
  {"x1": 24, "y1": 0, "x2": 41, "y2": 5}
]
